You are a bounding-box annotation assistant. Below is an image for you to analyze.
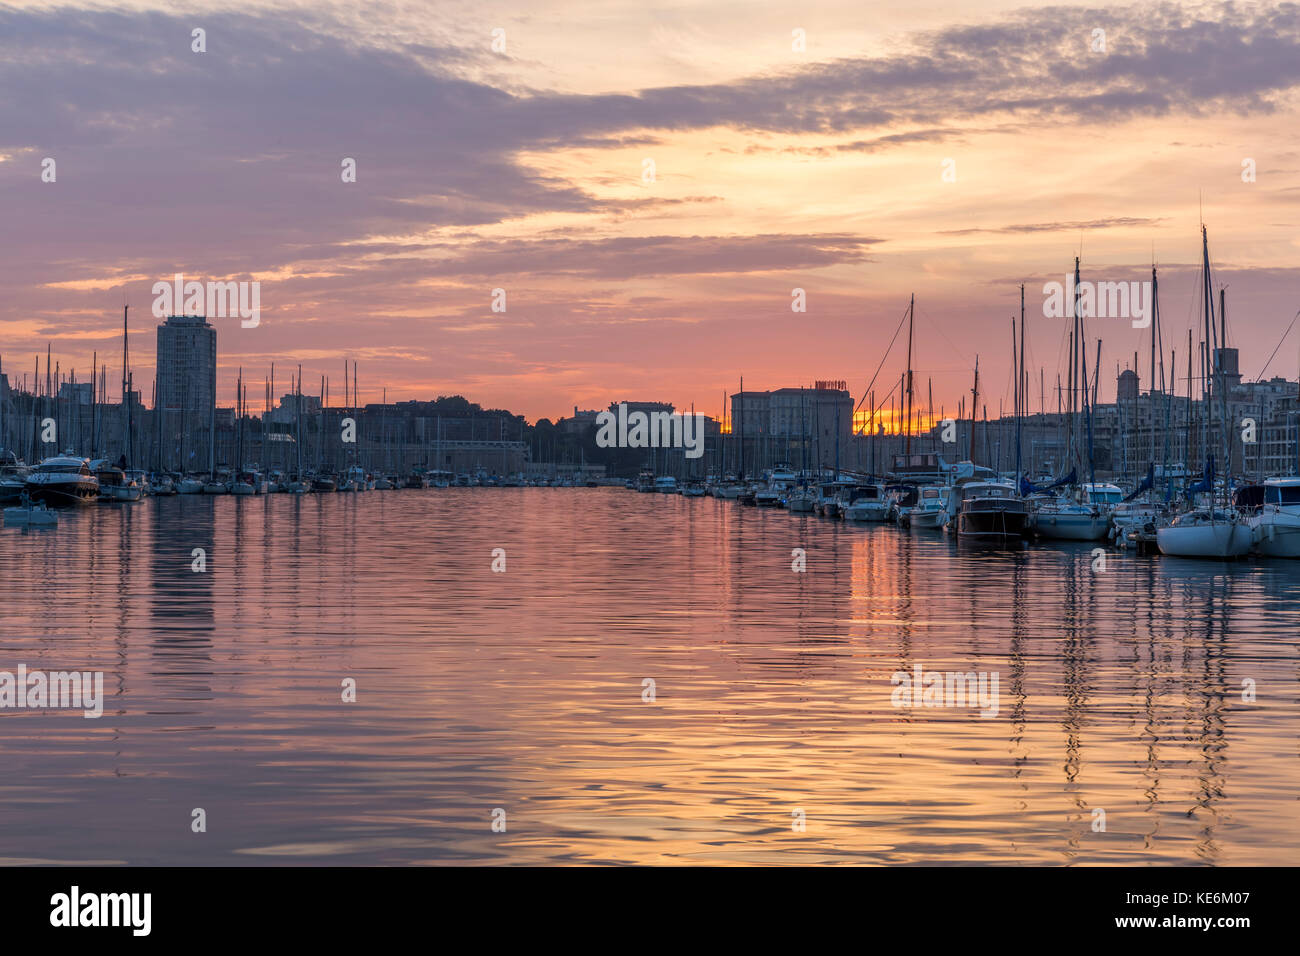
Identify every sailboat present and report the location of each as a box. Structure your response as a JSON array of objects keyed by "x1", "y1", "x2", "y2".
[
  {"x1": 1026, "y1": 264, "x2": 1109, "y2": 540},
  {"x1": 1157, "y1": 226, "x2": 1252, "y2": 558},
  {"x1": 1157, "y1": 464, "x2": 1251, "y2": 557}
]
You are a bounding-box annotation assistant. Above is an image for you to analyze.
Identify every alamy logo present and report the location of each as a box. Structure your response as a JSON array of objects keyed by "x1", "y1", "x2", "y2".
[
  {"x1": 50, "y1": 886, "x2": 151, "y2": 936},
  {"x1": 1043, "y1": 275, "x2": 1151, "y2": 328},
  {"x1": 0, "y1": 665, "x2": 103, "y2": 718},
  {"x1": 890, "y1": 664, "x2": 999, "y2": 718},
  {"x1": 595, "y1": 403, "x2": 706, "y2": 459},
  {"x1": 152, "y1": 272, "x2": 261, "y2": 328}
]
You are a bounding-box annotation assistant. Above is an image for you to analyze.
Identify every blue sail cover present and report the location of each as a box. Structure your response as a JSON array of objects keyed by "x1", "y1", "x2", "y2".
[
  {"x1": 1186, "y1": 457, "x2": 1215, "y2": 493},
  {"x1": 1019, "y1": 468, "x2": 1077, "y2": 496},
  {"x1": 1123, "y1": 464, "x2": 1155, "y2": 502}
]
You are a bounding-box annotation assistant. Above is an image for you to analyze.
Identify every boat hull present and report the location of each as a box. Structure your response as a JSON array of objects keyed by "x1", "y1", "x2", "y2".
[
  {"x1": 25, "y1": 479, "x2": 99, "y2": 506},
  {"x1": 101, "y1": 485, "x2": 143, "y2": 502},
  {"x1": 4, "y1": 503, "x2": 58, "y2": 526},
  {"x1": 1156, "y1": 522, "x2": 1252, "y2": 558},
  {"x1": 956, "y1": 508, "x2": 1029, "y2": 543},
  {"x1": 844, "y1": 503, "x2": 891, "y2": 522},
  {"x1": 1032, "y1": 511, "x2": 1109, "y2": 541},
  {"x1": 908, "y1": 508, "x2": 947, "y2": 529},
  {"x1": 1251, "y1": 512, "x2": 1300, "y2": 557}
]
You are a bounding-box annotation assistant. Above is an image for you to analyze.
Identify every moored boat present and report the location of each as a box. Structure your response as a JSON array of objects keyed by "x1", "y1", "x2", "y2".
[
  {"x1": 4, "y1": 496, "x2": 58, "y2": 526},
  {"x1": 905, "y1": 485, "x2": 949, "y2": 529},
  {"x1": 949, "y1": 480, "x2": 1029, "y2": 544},
  {"x1": 841, "y1": 483, "x2": 891, "y2": 522},
  {"x1": 1028, "y1": 494, "x2": 1108, "y2": 540},
  {"x1": 1157, "y1": 509, "x2": 1252, "y2": 558},
  {"x1": 0, "y1": 454, "x2": 31, "y2": 503},
  {"x1": 89, "y1": 459, "x2": 143, "y2": 502},
  {"x1": 24, "y1": 455, "x2": 99, "y2": 506},
  {"x1": 1249, "y1": 477, "x2": 1300, "y2": 557},
  {"x1": 786, "y1": 484, "x2": 817, "y2": 512}
]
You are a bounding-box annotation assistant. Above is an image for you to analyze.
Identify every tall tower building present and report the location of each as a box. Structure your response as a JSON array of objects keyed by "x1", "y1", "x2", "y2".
[{"x1": 156, "y1": 314, "x2": 216, "y2": 471}]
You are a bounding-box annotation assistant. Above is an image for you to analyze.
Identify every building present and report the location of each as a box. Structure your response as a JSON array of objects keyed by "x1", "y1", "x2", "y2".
[
  {"x1": 156, "y1": 314, "x2": 216, "y2": 470},
  {"x1": 558, "y1": 407, "x2": 602, "y2": 435},
  {"x1": 729, "y1": 383, "x2": 853, "y2": 472}
]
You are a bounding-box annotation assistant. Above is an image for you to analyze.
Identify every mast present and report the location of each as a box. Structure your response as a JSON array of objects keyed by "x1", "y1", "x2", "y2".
[
  {"x1": 927, "y1": 379, "x2": 934, "y2": 453},
  {"x1": 1067, "y1": 257, "x2": 1080, "y2": 477},
  {"x1": 904, "y1": 293, "x2": 914, "y2": 456},
  {"x1": 208, "y1": 362, "x2": 215, "y2": 478},
  {"x1": 121, "y1": 305, "x2": 130, "y2": 468},
  {"x1": 296, "y1": 366, "x2": 303, "y2": 478},
  {"x1": 1016, "y1": 285, "x2": 1025, "y2": 482},
  {"x1": 1200, "y1": 224, "x2": 1216, "y2": 499},
  {"x1": 153, "y1": 377, "x2": 160, "y2": 472},
  {"x1": 968, "y1": 356, "x2": 979, "y2": 461},
  {"x1": 236, "y1": 367, "x2": 242, "y2": 469},
  {"x1": 318, "y1": 375, "x2": 326, "y2": 475},
  {"x1": 179, "y1": 359, "x2": 187, "y2": 473},
  {"x1": 738, "y1": 375, "x2": 744, "y2": 482},
  {"x1": 799, "y1": 386, "x2": 807, "y2": 478},
  {"x1": 127, "y1": 371, "x2": 134, "y2": 469},
  {"x1": 1150, "y1": 265, "x2": 1159, "y2": 478},
  {"x1": 1186, "y1": 330, "x2": 1192, "y2": 486}
]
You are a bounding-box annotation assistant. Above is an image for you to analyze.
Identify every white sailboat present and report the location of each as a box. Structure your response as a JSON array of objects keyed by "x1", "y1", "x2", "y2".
[
  {"x1": 1157, "y1": 226, "x2": 1251, "y2": 559},
  {"x1": 1158, "y1": 508, "x2": 1252, "y2": 557}
]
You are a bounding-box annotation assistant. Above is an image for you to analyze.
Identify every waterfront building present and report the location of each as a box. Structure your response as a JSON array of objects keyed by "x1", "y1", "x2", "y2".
[
  {"x1": 155, "y1": 315, "x2": 216, "y2": 471},
  {"x1": 729, "y1": 384, "x2": 853, "y2": 473}
]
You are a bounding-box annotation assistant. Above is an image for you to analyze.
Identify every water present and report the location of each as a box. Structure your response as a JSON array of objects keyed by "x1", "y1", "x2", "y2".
[{"x1": 1, "y1": 489, "x2": 1297, "y2": 865}]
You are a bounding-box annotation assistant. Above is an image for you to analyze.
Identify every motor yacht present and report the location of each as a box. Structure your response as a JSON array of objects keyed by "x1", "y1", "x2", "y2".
[
  {"x1": 1249, "y1": 477, "x2": 1300, "y2": 557},
  {"x1": 947, "y1": 480, "x2": 1029, "y2": 544},
  {"x1": 24, "y1": 455, "x2": 99, "y2": 506}
]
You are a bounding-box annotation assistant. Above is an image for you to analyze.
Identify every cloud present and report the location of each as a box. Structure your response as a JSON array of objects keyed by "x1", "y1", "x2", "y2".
[{"x1": 941, "y1": 217, "x2": 1167, "y2": 235}]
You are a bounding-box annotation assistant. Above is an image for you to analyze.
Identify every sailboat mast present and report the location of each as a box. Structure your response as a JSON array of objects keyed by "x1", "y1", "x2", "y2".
[
  {"x1": 1016, "y1": 284, "x2": 1025, "y2": 481},
  {"x1": 738, "y1": 375, "x2": 744, "y2": 481},
  {"x1": 1200, "y1": 225, "x2": 1215, "y2": 496},
  {"x1": 121, "y1": 305, "x2": 130, "y2": 467},
  {"x1": 904, "y1": 293, "x2": 914, "y2": 457}
]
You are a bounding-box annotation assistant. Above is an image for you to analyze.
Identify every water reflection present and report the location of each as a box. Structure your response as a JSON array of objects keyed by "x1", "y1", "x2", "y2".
[{"x1": 0, "y1": 489, "x2": 1296, "y2": 865}]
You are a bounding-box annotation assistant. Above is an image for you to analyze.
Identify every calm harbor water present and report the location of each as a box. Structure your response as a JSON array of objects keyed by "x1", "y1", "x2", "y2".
[{"x1": 1, "y1": 488, "x2": 1298, "y2": 865}]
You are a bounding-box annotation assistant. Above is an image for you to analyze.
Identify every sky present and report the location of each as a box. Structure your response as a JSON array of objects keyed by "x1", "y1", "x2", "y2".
[{"x1": 2, "y1": 0, "x2": 1299, "y2": 425}]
